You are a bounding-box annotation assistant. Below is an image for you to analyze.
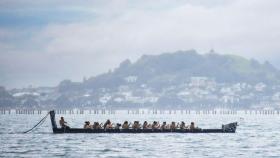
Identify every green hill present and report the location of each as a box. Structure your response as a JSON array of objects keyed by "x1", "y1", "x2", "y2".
[{"x1": 80, "y1": 50, "x2": 280, "y2": 91}]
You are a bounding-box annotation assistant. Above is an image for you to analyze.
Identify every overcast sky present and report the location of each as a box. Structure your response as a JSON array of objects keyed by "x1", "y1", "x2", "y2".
[{"x1": 0, "y1": 0, "x2": 280, "y2": 89}]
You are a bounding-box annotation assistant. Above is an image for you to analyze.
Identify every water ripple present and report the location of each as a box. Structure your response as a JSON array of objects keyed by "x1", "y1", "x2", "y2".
[{"x1": 1, "y1": 114, "x2": 280, "y2": 157}]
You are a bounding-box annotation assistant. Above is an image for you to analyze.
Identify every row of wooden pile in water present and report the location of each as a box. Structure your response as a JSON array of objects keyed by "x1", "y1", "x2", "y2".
[{"x1": 0, "y1": 109, "x2": 280, "y2": 115}]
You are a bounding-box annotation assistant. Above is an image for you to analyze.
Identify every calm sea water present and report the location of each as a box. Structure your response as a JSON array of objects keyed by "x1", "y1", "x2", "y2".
[{"x1": 1, "y1": 112, "x2": 280, "y2": 158}]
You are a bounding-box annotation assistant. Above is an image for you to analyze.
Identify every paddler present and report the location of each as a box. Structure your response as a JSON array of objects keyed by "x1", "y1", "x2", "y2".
[{"x1": 59, "y1": 117, "x2": 70, "y2": 129}]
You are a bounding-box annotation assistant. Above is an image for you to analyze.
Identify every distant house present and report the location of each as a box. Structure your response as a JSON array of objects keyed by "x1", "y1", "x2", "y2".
[
  {"x1": 272, "y1": 92, "x2": 280, "y2": 101},
  {"x1": 125, "y1": 76, "x2": 138, "y2": 83},
  {"x1": 220, "y1": 87, "x2": 234, "y2": 95},
  {"x1": 255, "y1": 82, "x2": 266, "y2": 92},
  {"x1": 189, "y1": 77, "x2": 216, "y2": 88},
  {"x1": 221, "y1": 95, "x2": 239, "y2": 104},
  {"x1": 99, "y1": 94, "x2": 112, "y2": 104}
]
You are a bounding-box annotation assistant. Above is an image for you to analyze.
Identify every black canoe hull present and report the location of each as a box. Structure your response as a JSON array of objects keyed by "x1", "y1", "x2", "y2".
[{"x1": 52, "y1": 128, "x2": 236, "y2": 133}]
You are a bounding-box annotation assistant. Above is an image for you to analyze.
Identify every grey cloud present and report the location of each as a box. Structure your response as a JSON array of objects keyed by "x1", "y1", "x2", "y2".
[{"x1": 1, "y1": 0, "x2": 280, "y2": 88}]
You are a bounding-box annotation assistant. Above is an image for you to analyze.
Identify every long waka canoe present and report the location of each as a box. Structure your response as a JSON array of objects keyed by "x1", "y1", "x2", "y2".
[{"x1": 49, "y1": 110, "x2": 238, "y2": 134}]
